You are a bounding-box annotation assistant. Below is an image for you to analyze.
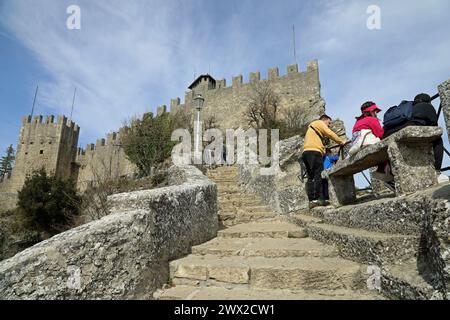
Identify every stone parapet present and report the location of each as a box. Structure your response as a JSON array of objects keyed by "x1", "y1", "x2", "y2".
[{"x1": 0, "y1": 165, "x2": 217, "y2": 299}]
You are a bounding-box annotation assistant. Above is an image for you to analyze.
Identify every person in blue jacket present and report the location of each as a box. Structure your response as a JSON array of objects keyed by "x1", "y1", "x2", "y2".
[{"x1": 322, "y1": 148, "x2": 339, "y2": 200}]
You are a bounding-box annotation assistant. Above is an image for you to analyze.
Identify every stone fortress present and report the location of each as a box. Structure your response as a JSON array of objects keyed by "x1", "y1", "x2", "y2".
[
  {"x1": 0, "y1": 60, "x2": 324, "y2": 209},
  {"x1": 1, "y1": 60, "x2": 448, "y2": 300}
]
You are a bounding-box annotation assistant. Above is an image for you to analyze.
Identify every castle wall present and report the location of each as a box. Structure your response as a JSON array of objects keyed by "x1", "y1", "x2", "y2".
[
  {"x1": 1, "y1": 61, "x2": 324, "y2": 206},
  {"x1": 0, "y1": 115, "x2": 79, "y2": 210},
  {"x1": 169, "y1": 60, "x2": 322, "y2": 130},
  {"x1": 76, "y1": 130, "x2": 136, "y2": 192}
]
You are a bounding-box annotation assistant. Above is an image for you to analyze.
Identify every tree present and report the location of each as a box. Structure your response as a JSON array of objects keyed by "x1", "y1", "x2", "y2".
[
  {"x1": 16, "y1": 168, "x2": 81, "y2": 239},
  {"x1": 0, "y1": 145, "x2": 15, "y2": 181},
  {"x1": 122, "y1": 111, "x2": 191, "y2": 177},
  {"x1": 245, "y1": 82, "x2": 280, "y2": 130}
]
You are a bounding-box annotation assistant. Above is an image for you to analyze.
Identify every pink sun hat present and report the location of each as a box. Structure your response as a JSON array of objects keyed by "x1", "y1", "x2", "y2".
[{"x1": 361, "y1": 103, "x2": 382, "y2": 113}]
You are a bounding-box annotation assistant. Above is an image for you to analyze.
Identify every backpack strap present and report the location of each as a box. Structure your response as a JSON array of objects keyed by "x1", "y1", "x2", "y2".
[{"x1": 309, "y1": 125, "x2": 327, "y2": 145}]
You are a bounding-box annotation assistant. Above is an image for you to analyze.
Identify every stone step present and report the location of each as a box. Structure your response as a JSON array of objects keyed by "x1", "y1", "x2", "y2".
[
  {"x1": 217, "y1": 188, "x2": 243, "y2": 195},
  {"x1": 380, "y1": 259, "x2": 444, "y2": 300},
  {"x1": 219, "y1": 205, "x2": 272, "y2": 214},
  {"x1": 292, "y1": 193, "x2": 425, "y2": 236},
  {"x1": 209, "y1": 178, "x2": 238, "y2": 183},
  {"x1": 169, "y1": 254, "x2": 366, "y2": 291},
  {"x1": 192, "y1": 237, "x2": 338, "y2": 258},
  {"x1": 289, "y1": 214, "x2": 419, "y2": 264},
  {"x1": 218, "y1": 194, "x2": 260, "y2": 202},
  {"x1": 219, "y1": 198, "x2": 263, "y2": 207},
  {"x1": 218, "y1": 220, "x2": 307, "y2": 239},
  {"x1": 207, "y1": 173, "x2": 238, "y2": 179},
  {"x1": 155, "y1": 285, "x2": 383, "y2": 300},
  {"x1": 219, "y1": 212, "x2": 276, "y2": 227}
]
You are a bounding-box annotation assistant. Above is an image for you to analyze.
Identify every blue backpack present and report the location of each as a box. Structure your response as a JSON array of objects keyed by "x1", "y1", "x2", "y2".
[{"x1": 383, "y1": 100, "x2": 413, "y2": 131}]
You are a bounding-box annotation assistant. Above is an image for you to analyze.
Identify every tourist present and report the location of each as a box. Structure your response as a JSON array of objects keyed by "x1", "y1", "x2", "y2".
[
  {"x1": 348, "y1": 101, "x2": 394, "y2": 186},
  {"x1": 322, "y1": 148, "x2": 339, "y2": 201},
  {"x1": 348, "y1": 101, "x2": 384, "y2": 156},
  {"x1": 383, "y1": 93, "x2": 445, "y2": 182},
  {"x1": 302, "y1": 114, "x2": 347, "y2": 209}
]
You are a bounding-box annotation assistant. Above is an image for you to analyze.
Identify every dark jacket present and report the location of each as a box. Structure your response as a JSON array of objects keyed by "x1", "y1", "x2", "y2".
[{"x1": 384, "y1": 101, "x2": 438, "y2": 138}]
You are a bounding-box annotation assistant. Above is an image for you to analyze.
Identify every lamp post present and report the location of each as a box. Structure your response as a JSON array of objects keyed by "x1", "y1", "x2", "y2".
[{"x1": 193, "y1": 94, "x2": 204, "y2": 162}]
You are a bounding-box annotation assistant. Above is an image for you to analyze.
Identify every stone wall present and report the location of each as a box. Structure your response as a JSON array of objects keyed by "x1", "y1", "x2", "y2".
[
  {"x1": 238, "y1": 135, "x2": 307, "y2": 214},
  {"x1": 75, "y1": 129, "x2": 136, "y2": 192},
  {"x1": 237, "y1": 120, "x2": 347, "y2": 214},
  {"x1": 438, "y1": 78, "x2": 450, "y2": 143},
  {"x1": 0, "y1": 165, "x2": 217, "y2": 299},
  {"x1": 171, "y1": 61, "x2": 323, "y2": 130}
]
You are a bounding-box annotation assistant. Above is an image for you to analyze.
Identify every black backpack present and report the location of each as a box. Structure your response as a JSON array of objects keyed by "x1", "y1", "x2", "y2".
[{"x1": 383, "y1": 100, "x2": 413, "y2": 131}]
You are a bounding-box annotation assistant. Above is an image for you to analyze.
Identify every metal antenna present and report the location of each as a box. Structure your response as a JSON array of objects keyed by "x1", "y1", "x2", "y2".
[
  {"x1": 70, "y1": 87, "x2": 77, "y2": 121},
  {"x1": 292, "y1": 24, "x2": 297, "y2": 64},
  {"x1": 26, "y1": 85, "x2": 39, "y2": 150},
  {"x1": 30, "y1": 85, "x2": 39, "y2": 118}
]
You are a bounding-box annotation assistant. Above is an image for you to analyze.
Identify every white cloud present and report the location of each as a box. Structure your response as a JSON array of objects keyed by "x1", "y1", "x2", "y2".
[
  {"x1": 0, "y1": 0, "x2": 259, "y2": 146},
  {"x1": 1, "y1": 0, "x2": 449, "y2": 164}
]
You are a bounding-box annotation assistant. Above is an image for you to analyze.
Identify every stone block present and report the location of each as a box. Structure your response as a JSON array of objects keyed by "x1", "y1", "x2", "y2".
[{"x1": 387, "y1": 141, "x2": 437, "y2": 196}]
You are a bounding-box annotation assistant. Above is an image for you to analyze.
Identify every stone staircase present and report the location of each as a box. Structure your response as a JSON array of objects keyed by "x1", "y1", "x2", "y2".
[
  {"x1": 154, "y1": 166, "x2": 382, "y2": 300},
  {"x1": 286, "y1": 204, "x2": 442, "y2": 300}
]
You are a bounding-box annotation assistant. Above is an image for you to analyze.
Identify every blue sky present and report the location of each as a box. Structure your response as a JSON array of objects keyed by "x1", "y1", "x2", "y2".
[{"x1": 1, "y1": 0, "x2": 450, "y2": 186}]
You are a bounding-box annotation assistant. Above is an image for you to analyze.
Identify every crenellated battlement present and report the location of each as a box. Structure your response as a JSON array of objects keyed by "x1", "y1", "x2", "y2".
[
  {"x1": 167, "y1": 60, "x2": 319, "y2": 113},
  {"x1": 1, "y1": 60, "x2": 322, "y2": 207},
  {"x1": 76, "y1": 129, "x2": 123, "y2": 161},
  {"x1": 21, "y1": 114, "x2": 80, "y2": 132}
]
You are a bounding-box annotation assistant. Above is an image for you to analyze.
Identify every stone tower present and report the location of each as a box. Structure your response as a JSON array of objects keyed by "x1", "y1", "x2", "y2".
[{"x1": 0, "y1": 115, "x2": 80, "y2": 209}]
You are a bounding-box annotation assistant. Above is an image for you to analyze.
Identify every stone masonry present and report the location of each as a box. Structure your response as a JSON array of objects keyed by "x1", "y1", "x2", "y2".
[
  {"x1": 75, "y1": 129, "x2": 136, "y2": 192},
  {"x1": 169, "y1": 60, "x2": 323, "y2": 130},
  {"x1": 0, "y1": 165, "x2": 217, "y2": 299},
  {"x1": 155, "y1": 166, "x2": 382, "y2": 300},
  {"x1": 0, "y1": 115, "x2": 79, "y2": 210},
  {"x1": 0, "y1": 62, "x2": 324, "y2": 210}
]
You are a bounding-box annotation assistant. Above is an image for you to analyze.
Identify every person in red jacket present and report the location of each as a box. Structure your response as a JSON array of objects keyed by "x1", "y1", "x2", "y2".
[
  {"x1": 352, "y1": 101, "x2": 384, "y2": 139},
  {"x1": 352, "y1": 101, "x2": 394, "y2": 189}
]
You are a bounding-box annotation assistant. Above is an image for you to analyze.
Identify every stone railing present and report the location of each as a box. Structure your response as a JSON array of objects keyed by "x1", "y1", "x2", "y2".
[
  {"x1": 0, "y1": 165, "x2": 217, "y2": 299},
  {"x1": 324, "y1": 126, "x2": 442, "y2": 206}
]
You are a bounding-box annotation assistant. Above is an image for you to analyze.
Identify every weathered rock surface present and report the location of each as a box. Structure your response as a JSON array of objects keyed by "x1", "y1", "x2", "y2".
[
  {"x1": 155, "y1": 165, "x2": 382, "y2": 300},
  {"x1": 0, "y1": 165, "x2": 217, "y2": 299},
  {"x1": 237, "y1": 119, "x2": 347, "y2": 214},
  {"x1": 287, "y1": 183, "x2": 450, "y2": 299},
  {"x1": 324, "y1": 126, "x2": 442, "y2": 206},
  {"x1": 438, "y1": 77, "x2": 450, "y2": 143}
]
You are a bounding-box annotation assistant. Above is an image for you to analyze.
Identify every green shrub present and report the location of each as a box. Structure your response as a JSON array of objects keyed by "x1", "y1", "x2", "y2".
[
  {"x1": 16, "y1": 168, "x2": 81, "y2": 239},
  {"x1": 122, "y1": 112, "x2": 191, "y2": 177}
]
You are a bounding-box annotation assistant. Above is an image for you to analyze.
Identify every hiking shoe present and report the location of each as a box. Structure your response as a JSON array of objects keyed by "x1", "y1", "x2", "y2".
[
  {"x1": 309, "y1": 201, "x2": 320, "y2": 209},
  {"x1": 318, "y1": 199, "x2": 330, "y2": 207}
]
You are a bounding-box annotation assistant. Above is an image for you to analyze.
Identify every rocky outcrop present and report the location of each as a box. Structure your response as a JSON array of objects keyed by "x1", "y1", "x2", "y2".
[
  {"x1": 237, "y1": 119, "x2": 347, "y2": 214},
  {"x1": 0, "y1": 165, "x2": 217, "y2": 299},
  {"x1": 238, "y1": 135, "x2": 308, "y2": 214},
  {"x1": 438, "y1": 77, "x2": 450, "y2": 143}
]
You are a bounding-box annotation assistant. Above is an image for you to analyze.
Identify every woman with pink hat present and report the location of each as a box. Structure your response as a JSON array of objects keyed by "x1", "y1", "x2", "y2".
[{"x1": 348, "y1": 101, "x2": 384, "y2": 156}]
